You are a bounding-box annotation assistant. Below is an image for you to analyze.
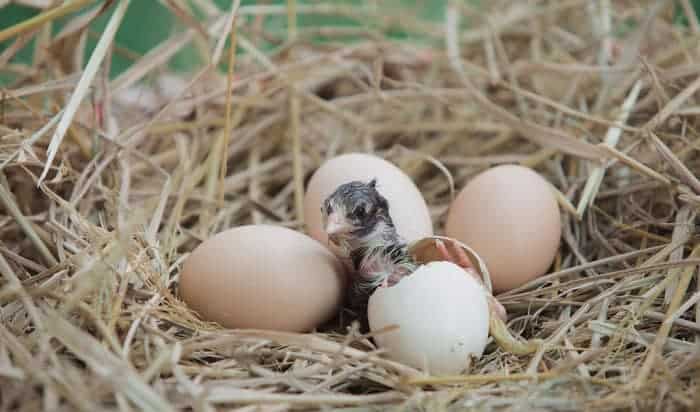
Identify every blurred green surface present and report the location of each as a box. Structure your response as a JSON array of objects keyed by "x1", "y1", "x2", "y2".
[
  {"x1": 1, "y1": 1, "x2": 274, "y2": 80},
  {"x1": 0, "y1": 0, "x2": 698, "y2": 85}
]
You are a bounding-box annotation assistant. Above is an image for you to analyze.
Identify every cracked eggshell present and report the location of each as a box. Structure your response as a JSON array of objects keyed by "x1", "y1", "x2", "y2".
[
  {"x1": 367, "y1": 261, "x2": 490, "y2": 375},
  {"x1": 303, "y1": 153, "x2": 433, "y2": 249},
  {"x1": 179, "y1": 225, "x2": 346, "y2": 332}
]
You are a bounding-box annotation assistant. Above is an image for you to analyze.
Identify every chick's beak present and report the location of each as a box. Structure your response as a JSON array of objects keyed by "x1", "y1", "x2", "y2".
[{"x1": 324, "y1": 212, "x2": 352, "y2": 236}]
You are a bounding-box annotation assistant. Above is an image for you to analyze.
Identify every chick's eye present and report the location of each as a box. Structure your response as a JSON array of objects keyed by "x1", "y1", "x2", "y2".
[{"x1": 352, "y1": 206, "x2": 367, "y2": 219}]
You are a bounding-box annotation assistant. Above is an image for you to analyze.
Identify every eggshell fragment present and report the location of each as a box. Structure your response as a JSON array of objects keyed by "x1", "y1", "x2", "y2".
[
  {"x1": 303, "y1": 153, "x2": 433, "y2": 248},
  {"x1": 179, "y1": 225, "x2": 346, "y2": 332},
  {"x1": 367, "y1": 261, "x2": 490, "y2": 375},
  {"x1": 408, "y1": 235, "x2": 493, "y2": 293},
  {"x1": 407, "y1": 235, "x2": 542, "y2": 355},
  {"x1": 445, "y1": 165, "x2": 561, "y2": 293}
]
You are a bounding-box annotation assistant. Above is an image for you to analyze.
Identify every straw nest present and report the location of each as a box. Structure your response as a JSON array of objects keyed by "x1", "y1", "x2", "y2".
[{"x1": 1, "y1": 0, "x2": 700, "y2": 410}]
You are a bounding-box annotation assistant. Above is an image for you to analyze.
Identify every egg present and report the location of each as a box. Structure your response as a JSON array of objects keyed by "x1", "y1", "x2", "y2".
[
  {"x1": 445, "y1": 164, "x2": 561, "y2": 293},
  {"x1": 303, "y1": 153, "x2": 433, "y2": 249},
  {"x1": 179, "y1": 224, "x2": 346, "y2": 332},
  {"x1": 367, "y1": 261, "x2": 490, "y2": 375}
]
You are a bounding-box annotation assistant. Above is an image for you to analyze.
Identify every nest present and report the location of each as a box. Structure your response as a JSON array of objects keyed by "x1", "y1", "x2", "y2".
[{"x1": 1, "y1": 0, "x2": 700, "y2": 410}]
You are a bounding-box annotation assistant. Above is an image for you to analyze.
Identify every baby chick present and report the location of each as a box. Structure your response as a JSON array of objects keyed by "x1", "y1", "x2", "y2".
[
  {"x1": 321, "y1": 179, "x2": 415, "y2": 293},
  {"x1": 321, "y1": 178, "x2": 507, "y2": 323}
]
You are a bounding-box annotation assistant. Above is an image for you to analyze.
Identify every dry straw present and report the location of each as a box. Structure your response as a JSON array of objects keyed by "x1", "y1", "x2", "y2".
[{"x1": 1, "y1": 0, "x2": 700, "y2": 410}]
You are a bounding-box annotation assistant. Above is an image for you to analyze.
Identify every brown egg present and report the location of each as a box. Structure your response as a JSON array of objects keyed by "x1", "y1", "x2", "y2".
[
  {"x1": 303, "y1": 153, "x2": 433, "y2": 249},
  {"x1": 179, "y1": 225, "x2": 346, "y2": 332},
  {"x1": 445, "y1": 165, "x2": 561, "y2": 293}
]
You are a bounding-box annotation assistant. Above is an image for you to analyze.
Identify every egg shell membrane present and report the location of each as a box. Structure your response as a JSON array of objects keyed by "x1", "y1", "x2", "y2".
[{"x1": 407, "y1": 235, "x2": 493, "y2": 294}]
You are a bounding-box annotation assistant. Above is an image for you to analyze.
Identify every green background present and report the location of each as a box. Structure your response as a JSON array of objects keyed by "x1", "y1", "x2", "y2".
[{"x1": 0, "y1": 0, "x2": 697, "y2": 84}]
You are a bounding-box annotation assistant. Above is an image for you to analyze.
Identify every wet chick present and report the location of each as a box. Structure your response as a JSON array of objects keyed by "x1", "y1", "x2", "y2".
[{"x1": 321, "y1": 179, "x2": 416, "y2": 294}]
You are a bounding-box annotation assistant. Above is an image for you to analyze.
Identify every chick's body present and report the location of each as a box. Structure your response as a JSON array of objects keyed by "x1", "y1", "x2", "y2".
[{"x1": 320, "y1": 179, "x2": 416, "y2": 316}]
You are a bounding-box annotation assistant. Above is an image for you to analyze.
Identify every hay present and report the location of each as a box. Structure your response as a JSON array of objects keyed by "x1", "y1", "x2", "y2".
[{"x1": 1, "y1": 0, "x2": 700, "y2": 410}]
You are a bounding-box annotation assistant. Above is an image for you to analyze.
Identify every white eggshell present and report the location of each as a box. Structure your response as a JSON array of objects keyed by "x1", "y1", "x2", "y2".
[
  {"x1": 367, "y1": 261, "x2": 490, "y2": 375},
  {"x1": 303, "y1": 153, "x2": 433, "y2": 248}
]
